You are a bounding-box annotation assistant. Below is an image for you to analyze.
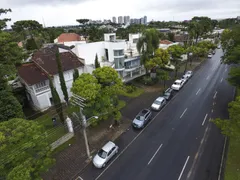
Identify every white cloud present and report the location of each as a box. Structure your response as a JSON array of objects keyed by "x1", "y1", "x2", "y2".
[{"x1": 1, "y1": 0, "x2": 239, "y2": 27}]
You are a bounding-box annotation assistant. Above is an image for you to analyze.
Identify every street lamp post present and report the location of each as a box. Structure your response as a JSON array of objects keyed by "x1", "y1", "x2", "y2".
[{"x1": 71, "y1": 94, "x2": 98, "y2": 160}]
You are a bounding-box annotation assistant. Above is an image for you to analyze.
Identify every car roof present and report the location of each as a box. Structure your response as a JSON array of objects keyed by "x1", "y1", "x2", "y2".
[
  {"x1": 175, "y1": 79, "x2": 182, "y2": 83},
  {"x1": 139, "y1": 109, "x2": 150, "y2": 116},
  {"x1": 102, "y1": 141, "x2": 115, "y2": 152},
  {"x1": 156, "y1": 97, "x2": 165, "y2": 102}
]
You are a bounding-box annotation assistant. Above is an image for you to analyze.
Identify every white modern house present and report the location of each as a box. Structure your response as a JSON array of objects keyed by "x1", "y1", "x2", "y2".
[
  {"x1": 18, "y1": 44, "x2": 85, "y2": 111},
  {"x1": 72, "y1": 33, "x2": 146, "y2": 82}
]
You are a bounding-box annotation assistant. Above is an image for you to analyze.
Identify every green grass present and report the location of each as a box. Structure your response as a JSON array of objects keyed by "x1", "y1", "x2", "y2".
[
  {"x1": 119, "y1": 87, "x2": 144, "y2": 98},
  {"x1": 35, "y1": 110, "x2": 68, "y2": 145},
  {"x1": 51, "y1": 137, "x2": 76, "y2": 155},
  {"x1": 224, "y1": 137, "x2": 240, "y2": 180},
  {"x1": 224, "y1": 88, "x2": 240, "y2": 180},
  {"x1": 118, "y1": 100, "x2": 126, "y2": 109}
]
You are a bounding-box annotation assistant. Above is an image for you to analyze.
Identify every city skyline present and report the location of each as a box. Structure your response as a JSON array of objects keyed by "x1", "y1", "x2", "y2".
[{"x1": 1, "y1": 0, "x2": 239, "y2": 27}]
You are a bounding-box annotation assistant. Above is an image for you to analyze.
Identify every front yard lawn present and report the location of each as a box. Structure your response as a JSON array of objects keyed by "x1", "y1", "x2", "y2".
[{"x1": 118, "y1": 85, "x2": 144, "y2": 98}]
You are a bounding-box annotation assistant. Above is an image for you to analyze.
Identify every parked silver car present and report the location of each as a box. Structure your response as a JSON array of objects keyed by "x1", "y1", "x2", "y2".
[
  {"x1": 132, "y1": 109, "x2": 152, "y2": 129},
  {"x1": 151, "y1": 97, "x2": 167, "y2": 111},
  {"x1": 185, "y1": 71, "x2": 193, "y2": 78},
  {"x1": 93, "y1": 141, "x2": 119, "y2": 168}
]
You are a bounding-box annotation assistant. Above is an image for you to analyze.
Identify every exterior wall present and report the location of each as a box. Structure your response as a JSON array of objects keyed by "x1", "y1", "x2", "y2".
[{"x1": 73, "y1": 42, "x2": 105, "y2": 65}]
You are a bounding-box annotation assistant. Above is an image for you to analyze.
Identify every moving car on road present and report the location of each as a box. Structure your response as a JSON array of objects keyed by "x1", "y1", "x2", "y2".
[
  {"x1": 163, "y1": 88, "x2": 173, "y2": 100},
  {"x1": 151, "y1": 97, "x2": 167, "y2": 111},
  {"x1": 132, "y1": 109, "x2": 152, "y2": 129},
  {"x1": 171, "y1": 79, "x2": 184, "y2": 91},
  {"x1": 93, "y1": 141, "x2": 119, "y2": 168}
]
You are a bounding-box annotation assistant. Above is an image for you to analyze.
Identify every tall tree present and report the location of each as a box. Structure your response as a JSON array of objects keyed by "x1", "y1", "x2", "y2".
[
  {"x1": 73, "y1": 68, "x2": 79, "y2": 82},
  {"x1": 168, "y1": 45, "x2": 185, "y2": 78},
  {"x1": 0, "y1": 118, "x2": 55, "y2": 179},
  {"x1": 0, "y1": 90, "x2": 24, "y2": 122},
  {"x1": 157, "y1": 69, "x2": 170, "y2": 88},
  {"x1": 0, "y1": 8, "x2": 11, "y2": 30},
  {"x1": 55, "y1": 50, "x2": 69, "y2": 103},
  {"x1": 94, "y1": 53, "x2": 100, "y2": 68},
  {"x1": 49, "y1": 77, "x2": 64, "y2": 124},
  {"x1": 137, "y1": 28, "x2": 160, "y2": 67},
  {"x1": 11, "y1": 20, "x2": 43, "y2": 40},
  {"x1": 76, "y1": 19, "x2": 89, "y2": 25}
]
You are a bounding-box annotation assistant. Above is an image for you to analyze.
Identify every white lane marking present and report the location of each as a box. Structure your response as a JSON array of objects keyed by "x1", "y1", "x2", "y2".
[
  {"x1": 147, "y1": 144, "x2": 163, "y2": 165},
  {"x1": 206, "y1": 75, "x2": 210, "y2": 80},
  {"x1": 218, "y1": 137, "x2": 227, "y2": 180},
  {"x1": 178, "y1": 156, "x2": 190, "y2": 180},
  {"x1": 76, "y1": 176, "x2": 84, "y2": 180},
  {"x1": 213, "y1": 91, "x2": 218, "y2": 99},
  {"x1": 220, "y1": 78, "x2": 223, "y2": 83},
  {"x1": 196, "y1": 88, "x2": 201, "y2": 95},
  {"x1": 95, "y1": 92, "x2": 179, "y2": 180},
  {"x1": 180, "y1": 108, "x2": 188, "y2": 119},
  {"x1": 202, "y1": 114, "x2": 208, "y2": 126}
]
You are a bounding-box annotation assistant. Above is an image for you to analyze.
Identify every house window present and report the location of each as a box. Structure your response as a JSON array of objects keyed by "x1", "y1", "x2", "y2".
[
  {"x1": 114, "y1": 50, "x2": 124, "y2": 56},
  {"x1": 35, "y1": 81, "x2": 46, "y2": 88},
  {"x1": 114, "y1": 57, "x2": 125, "y2": 69},
  {"x1": 133, "y1": 38, "x2": 139, "y2": 44}
]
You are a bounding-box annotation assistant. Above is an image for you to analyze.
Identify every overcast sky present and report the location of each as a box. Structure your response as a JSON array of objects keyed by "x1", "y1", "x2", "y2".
[{"x1": 1, "y1": 0, "x2": 240, "y2": 27}]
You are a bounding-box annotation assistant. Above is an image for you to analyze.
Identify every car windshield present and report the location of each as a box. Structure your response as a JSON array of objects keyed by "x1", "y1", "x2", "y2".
[
  {"x1": 164, "y1": 92, "x2": 170, "y2": 96},
  {"x1": 98, "y1": 149, "x2": 107, "y2": 159},
  {"x1": 136, "y1": 115, "x2": 145, "y2": 121},
  {"x1": 154, "y1": 100, "x2": 161, "y2": 105},
  {"x1": 174, "y1": 82, "x2": 180, "y2": 85}
]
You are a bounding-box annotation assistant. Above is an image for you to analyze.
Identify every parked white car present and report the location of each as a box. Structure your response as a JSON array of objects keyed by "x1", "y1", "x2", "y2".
[
  {"x1": 208, "y1": 53, "x2": 213, "y2": 58},
  {"x1": 184, "y1": 71, "x2": 193, "y2": 78},
  {"x1": 151, "y1": 97, "x2": 167, "y2": 111},
  {"x1": 93, "y1": 141, "x2": 119, "y2": 168},
  {"x1": 171, "y1": 79, "x2": 184, "y2": 91}
]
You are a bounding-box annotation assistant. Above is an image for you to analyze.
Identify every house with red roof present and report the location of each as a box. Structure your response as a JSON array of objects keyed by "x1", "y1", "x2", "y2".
[
  {"x1": 18, "y1": 44, "x2": 85, "y2": 111},
  {"x1": 54, "y1": 33, "x2": 87, "y2": 47}
]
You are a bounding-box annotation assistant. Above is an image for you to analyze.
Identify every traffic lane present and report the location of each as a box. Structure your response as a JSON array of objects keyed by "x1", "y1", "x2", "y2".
[
  {"x1": 192, "y1": 70, "x2": 234, "y2": 180},
  {"x1": 77, "y1": 56, "x2": 221, "y2": 180},
  {"x1": 93, "y1": 65, "x2": 219, "y2": 180},
  {"x1": 142, "y1": 77, "x2": 217, "y2": 180}
]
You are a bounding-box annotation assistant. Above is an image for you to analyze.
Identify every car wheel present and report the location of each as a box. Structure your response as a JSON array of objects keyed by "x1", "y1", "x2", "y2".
[{"x1": 102, "y1": 163, "x2": 106, "y2": 168}]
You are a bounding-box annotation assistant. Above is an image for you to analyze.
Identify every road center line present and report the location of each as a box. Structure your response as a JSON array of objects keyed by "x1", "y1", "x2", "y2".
[
  {"x1": 202, "y1": 114, "x2": 208, "y2": 126},
  {"x1": 206, "y1": 75, "x2": 209, "y2": 80},
  {"x1": 180, "y1": 108, "x2": 188, "y2": 119},
  {"x1": 213, "y1": 91, "x2": 218, "y2": 99},
  {"x1": 178, "y1": 156, "x2": 190, "y2": 180},
  {"x1": 147, "y1": 144, "x2": 163, "y2": 165},
  {"x1": 218, "y1": 137, "x2": 227, "y2": 180},
  {"x1": 196, "y1": 88, "x2": 201, "y2": 95},
  {"x1": 220, "y1": 77, "x2": 223, "y2": 83}
]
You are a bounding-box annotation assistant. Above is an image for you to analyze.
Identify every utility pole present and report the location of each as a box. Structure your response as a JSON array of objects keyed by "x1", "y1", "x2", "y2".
[{"x1": 71, "y1": 94, "x2": 92, "y2": 160}]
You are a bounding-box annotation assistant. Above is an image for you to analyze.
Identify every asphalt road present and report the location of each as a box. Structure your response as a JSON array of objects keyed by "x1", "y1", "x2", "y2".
[{"x1": 74, "y1": 48, "x2": 235, "y2": 180}]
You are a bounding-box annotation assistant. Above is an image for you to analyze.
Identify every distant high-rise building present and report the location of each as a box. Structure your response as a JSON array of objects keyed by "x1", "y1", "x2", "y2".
[
  {"x1": 144, "y1": 16, "x2": 147, "y2": 24},
  {"x1": 140, "y1": 18, "x2": 144, "y2": 24},
  {"x1": 112, "y1": 17, "x2": 116, "y2": 23},
  {"x1": 118, "y1": 16, "x2": 123, "y2": 24},
  {"x1": 127, "y1": 16, "x2": 130, "y2": 24},
  {"x1": 124, "y1": 16, "x2": 128, "y2": 24}
]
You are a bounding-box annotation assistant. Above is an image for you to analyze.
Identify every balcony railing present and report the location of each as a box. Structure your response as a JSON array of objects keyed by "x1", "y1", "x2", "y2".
[{"x1": 35, "y1": 85, "x2": 50, "y2": 93}]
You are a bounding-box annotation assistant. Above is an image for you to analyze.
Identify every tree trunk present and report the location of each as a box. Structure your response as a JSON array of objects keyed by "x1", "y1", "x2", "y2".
[{"x1": 184, "y1": 53, "x2": 189, "y2": 73}]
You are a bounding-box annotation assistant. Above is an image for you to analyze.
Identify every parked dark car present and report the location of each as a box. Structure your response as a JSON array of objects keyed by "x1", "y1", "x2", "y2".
[
  {"x1": 163, "y1": 88, "x2": 174, "y2": 100},
  {"x1": 132, "y1": 109, "x2": 152, "y2": 129}
]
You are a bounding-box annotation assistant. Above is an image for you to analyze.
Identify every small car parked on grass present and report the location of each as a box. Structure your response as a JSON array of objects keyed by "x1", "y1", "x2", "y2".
[{"x1": 93, "y1": 141, "x2": 119, "y2": 168}]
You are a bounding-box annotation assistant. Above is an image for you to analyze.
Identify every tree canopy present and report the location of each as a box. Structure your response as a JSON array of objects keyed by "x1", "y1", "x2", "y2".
[
  {"x1": 71, "y1": 67, "x2": 123, "y2": 125},
  {"x1": 0, "y1": 118, "x2": 55, "y2": 179}
]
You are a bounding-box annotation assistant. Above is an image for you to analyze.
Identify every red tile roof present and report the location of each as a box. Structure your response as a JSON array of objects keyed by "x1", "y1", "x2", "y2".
[
  {"x1": 18, "y1": 63, "x2": 48, "y2": 85},
  {"x1": 57, "y1": 33, "x2": 81, "y2": 43},
  {"x1": 160, "y1": 40, "x2": 173, "y2": 45},
  {"x1": 18, "y1": 45, "x2": 84, "y2": 85},
  {"x1": 32, "y1": 45, "x2": 84, "y2": 75}
]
